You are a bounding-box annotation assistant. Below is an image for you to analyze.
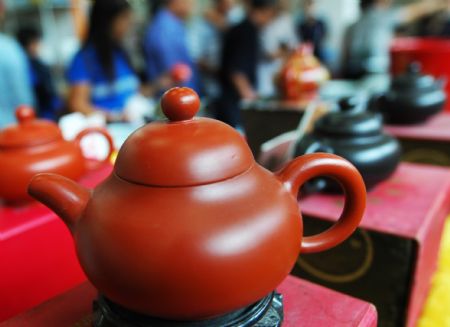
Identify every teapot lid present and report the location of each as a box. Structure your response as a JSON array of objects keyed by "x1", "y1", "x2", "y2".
[
  {"x1": 315, "y1": 97, "x2": 383, "y2": 137},
  {"x1": 392, "y1": 62, "x2": 438, "y2": 90},
  {"x1": 0, "y1": 106, "x2": 62, "y2": 149},
  {"x1": 115, "y1": 87, "x2": 254, "y2": 187}
]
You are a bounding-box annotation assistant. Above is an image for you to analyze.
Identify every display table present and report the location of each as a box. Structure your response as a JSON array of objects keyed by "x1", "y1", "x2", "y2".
[
  {"x1": 240, "y1": 99, "x2": 308, "y2": 158},
  {"x1": 292, "y1": 163, "x2": 450, "y2": 327},
  {"x1": 385, "y1": 112, "x2": 450, "y2": 166},
  {"x1": 0, "y1": 275, "x2": 377, "y2": 327},
  {"x1": 0, "y1": 164, "x2": 113, "y2": 322}
]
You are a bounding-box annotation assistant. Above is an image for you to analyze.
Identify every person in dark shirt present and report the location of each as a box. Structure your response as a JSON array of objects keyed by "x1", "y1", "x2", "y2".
[
  {"x1": 297, "y1": 0, "x2": 327, "y2": 63},
  {"x1": 342, "y1": 0, "x2": 445, "y2": 79},
  {"x1": 17, "y1": 26, "x2": 60, "y2": 120},
  {"x1": 416, "y1": 9, "x2": 450, "y2": 37},
  {"x1": 218, "y1": 0, "x2": 277, "y2": 128}
]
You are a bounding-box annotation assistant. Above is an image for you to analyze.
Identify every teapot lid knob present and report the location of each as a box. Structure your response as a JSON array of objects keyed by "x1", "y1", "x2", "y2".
[
  {"x1": 16, "y1": 106, "x2": 36, "y2": 124},
  {"x1": 161, "y1": 87, "x2": 200, "y2": 122}
]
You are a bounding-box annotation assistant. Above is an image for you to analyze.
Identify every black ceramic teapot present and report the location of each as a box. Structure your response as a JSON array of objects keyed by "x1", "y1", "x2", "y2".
[
  {"x1": 377, "y1": 63, "x2": 446, "y2": 124},
  {"x1": 295, "y1": 96, "x2": 401, "y2": 190}
]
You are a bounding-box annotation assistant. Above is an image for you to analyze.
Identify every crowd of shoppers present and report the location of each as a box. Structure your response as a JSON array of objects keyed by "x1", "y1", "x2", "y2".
[{"x1": 0, "y1": 0, "x2": 449, "y2": 129}]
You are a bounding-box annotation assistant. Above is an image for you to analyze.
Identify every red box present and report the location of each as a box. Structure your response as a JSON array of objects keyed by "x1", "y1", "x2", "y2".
[
  {"x1": 0, "y1": 165, "x2": 112, "y2": 322},
  {"x1": 292, "y1": 163, "x2": 450, "y2": 327},
  {"x1": 0, "y1": 275, "x2": 377, "y2": 327},
  {"x1": 385, "y1": 113, "x2": 450, "y2": 166}
]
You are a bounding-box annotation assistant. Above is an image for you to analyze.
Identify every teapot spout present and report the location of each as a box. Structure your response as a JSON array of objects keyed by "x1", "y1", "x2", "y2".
[{"x1": 28, "y1": 173, "x2": 91, "y2": 232}]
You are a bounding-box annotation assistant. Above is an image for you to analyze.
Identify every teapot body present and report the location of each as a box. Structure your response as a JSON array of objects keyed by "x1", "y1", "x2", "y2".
[
  {"x1": 0, "y1": 139, "x2": 86, "y2": 202},
  {"x1": 294, "y1": 97, "x2": 401, "y2": 190},
  {"x1": 379, "y1": 63, "x2": 447, "y2": 124},
  {"x1": 295, "y1": 133, "x2": 401, "y2": 190},
  {"x1": 28, "y1": 88, "x2": 367, "y2": 322},
  {"x1": 380, "y1": 86, "x2": 446, "y2": 124},
  {"x1": 0, "y1": 107, "x2": 113, "y2": 203},
  {"x1": 278, "y1": 45, "x2": 329, "y2": 103},
  {"x1": 76, "y1": 165, "x2": 301, "y2": 319}
]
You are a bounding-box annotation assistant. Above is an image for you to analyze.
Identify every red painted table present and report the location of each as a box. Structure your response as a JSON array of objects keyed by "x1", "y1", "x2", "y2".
[
  {"x1": 0, "y1": 275, "x2": 377, "y2": 327},
  {"x1": 385, "y1": 113, "x2": 450, "y2": 166},
  {"x1": 293, "y1": 163, "x2": 450, "y2": 327},
  {"x1": 0, "y1": 164, "x2": 112, "y2": 322}
]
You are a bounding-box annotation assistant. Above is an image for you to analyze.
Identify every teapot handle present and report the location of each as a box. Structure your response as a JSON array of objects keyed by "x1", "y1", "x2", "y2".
[
  {"x1": 301, "y1": 141, "x2": 334, "y2": 194},
  {"x1": 74, "y1": 127, "x2": 115, "y2": 170},
  {"x1": 276, "y1": 153, "x2": 366, "y2": 254}
]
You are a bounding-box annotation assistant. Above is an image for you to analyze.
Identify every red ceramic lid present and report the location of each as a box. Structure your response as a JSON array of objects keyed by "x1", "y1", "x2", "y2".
[
  {"x1": 115, "y1": 87, "x2": 255, "y2": 187},
  {"x1": 0, "y1": 106, "x2": 62, "y2": 149}
]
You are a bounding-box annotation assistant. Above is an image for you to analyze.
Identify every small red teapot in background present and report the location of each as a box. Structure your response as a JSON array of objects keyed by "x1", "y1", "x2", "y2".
[
  {"x1": 28, "y1": 88, "x2": 365, "y2": 320},
  {"x1": 0, "y1": 106, "x2": 114, "y2": 203},
  {"x1": 278, "y1": 44, "x2": 329, "y2": 104},
  {"x1": 171, "y1": 63, "x2": 193, "y2": 83}
]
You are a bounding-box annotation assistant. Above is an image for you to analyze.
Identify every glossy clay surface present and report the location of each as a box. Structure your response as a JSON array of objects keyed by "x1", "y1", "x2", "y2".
[
  {"x1": 0, "y1": 107, "x2": 113, "y2": 202},
  {"x1": 28, "y1": 87, "x2": 366, "y2": 320},
  {"x1": 278, "y1": 45, "x2": 329, "y2": 102}
]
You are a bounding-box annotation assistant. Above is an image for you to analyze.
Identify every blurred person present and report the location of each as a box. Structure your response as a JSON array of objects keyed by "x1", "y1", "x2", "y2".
[
  {"x1": 343, "y1": 0, "x2": 446, "y2": 79},
  {"x1": 297, "y1": 0, "x2": 328, "y2": 63},
  {"x1": 416, "y1": 1, "x2": 450, "y2": 37},
  {"x1": 66, "y1": 0, "x2": 139, "y2": 121},
  {"x1": 150, "y1": 0, "x2": 166, "y2": 17},
  {"x1": 217, "y1": 0, "x2": 278, "y2": 128},
  {"x1": 189, "y1": 0, "x2": 244, "y2": 100},
  {"x1": 144, "y1": 0, "x2": 200, "y2": 92},
  {"x1": 0, "y1": 0, "x2": 35, "y2": 127},
  {"x1": 66, "y1": 0, "x2": 140, "y2": 122},
  {"x1": 258, "y1": 0, "x2": 298, "y2": 97},
  {"x1": 203, "y1": 0, "x2": 244, "y2": 30},
  {"x1": 17, "y1": 26, "x2": 61, "y2": 120}
]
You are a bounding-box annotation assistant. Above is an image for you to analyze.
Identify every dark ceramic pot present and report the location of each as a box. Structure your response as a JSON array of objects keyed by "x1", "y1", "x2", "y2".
[
  {"x1": 295, "y1": 97, "x2": 401, "y2": 190},
  {"x1": 378, "y1": 63, "x2": 446, "y2": 125}
]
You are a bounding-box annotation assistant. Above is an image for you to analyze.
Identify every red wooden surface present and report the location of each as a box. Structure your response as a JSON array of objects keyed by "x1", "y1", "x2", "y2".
[
  {"x1": 0, "y1": 164, "x2": 112, "y2": 322},
  {"x1": 384, "y1": 113, "x2": 450, "y2": 142},
  {"x1": 299, "y1": 163, "x2": 450, "y2": 327},
  {"x1": 0, "y1": 275, "x2": 377, "y2": 327},
  {"x1": 279, "y1": 276, "x2": 377, "y2": 327}
]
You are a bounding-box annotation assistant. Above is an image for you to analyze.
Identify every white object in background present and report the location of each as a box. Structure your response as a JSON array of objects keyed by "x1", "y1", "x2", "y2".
[
  {"x1": 59, "y1": 112, "x2": 110, "y2": 162},
  {"x1": 107, "y1": 123, "x2": 142, "y2": 150},
  {"x1": 124, "y1": 94, "x2": 156, "y2": 125}
]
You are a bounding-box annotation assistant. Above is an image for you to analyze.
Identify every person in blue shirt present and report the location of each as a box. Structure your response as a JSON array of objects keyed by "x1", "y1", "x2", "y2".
[
  {"x1": 143, "y1": 0, "x2": 200, "y2": 93},
  {"x1": 66, "y1": 0, "x2": 139, "y2": 122}
]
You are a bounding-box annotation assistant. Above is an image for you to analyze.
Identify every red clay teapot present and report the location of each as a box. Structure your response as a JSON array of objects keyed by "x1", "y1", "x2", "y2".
[
  {"x1": 0, "y1": 106, "x2": 113, "y2": 203},
  {"x1": 29, "y1": 88, "x2": 366, "y2": 320},
  {"x1": 278, "y1": 44, "x2": 329, "y2": 104}
]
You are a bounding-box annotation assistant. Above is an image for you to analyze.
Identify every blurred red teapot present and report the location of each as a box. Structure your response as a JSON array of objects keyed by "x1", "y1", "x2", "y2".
[
  {"x1": 28, "y1": 88, "x2": 365, "y2": 320},
  {"x1": 0, "y1": 106, "x2": 113, "y2": 203},
  {"x1": 278, "y1": 44, "x2": 329, "y2": 103},
  {"x1": 171, "y1": 63, "x2": 192, "y2": 83}
]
